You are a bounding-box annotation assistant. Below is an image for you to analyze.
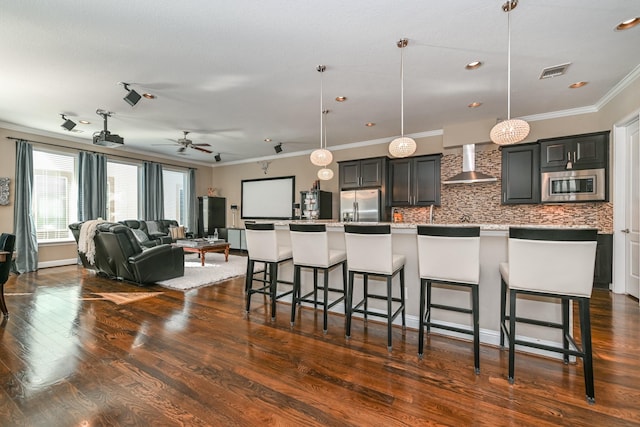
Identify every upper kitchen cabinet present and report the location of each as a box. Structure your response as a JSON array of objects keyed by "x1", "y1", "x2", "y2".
[
  {"x1": 501, "y1": 143, "x2": 540, "y2": 205},
  {"x1": 539, "y1": 131, "x2": 609, "y2": 171},
  {"x1": 338, "y1": 157, "x2": 387, "y2": 189},
  {"x1": 389, "y1": 155, "x2": 442, "y2": 206}
]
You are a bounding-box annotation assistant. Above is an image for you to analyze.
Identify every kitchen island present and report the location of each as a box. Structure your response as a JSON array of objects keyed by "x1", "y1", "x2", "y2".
[{"x1": 267, "y1": 222, "x2": 582, "y2": 356}]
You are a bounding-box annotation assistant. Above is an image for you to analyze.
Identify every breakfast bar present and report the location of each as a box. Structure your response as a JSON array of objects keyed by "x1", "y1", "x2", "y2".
[{"x1": 271, "y1": 221, "x2": 577, "y2": 354}]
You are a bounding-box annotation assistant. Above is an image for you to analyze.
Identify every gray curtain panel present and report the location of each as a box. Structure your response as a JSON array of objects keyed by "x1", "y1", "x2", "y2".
[
  {"x1": 142, "y1": 161, "x2": 164, "y2": 220},
  {"x1": 13, "y1": 140, "x2": 39, "y2": 273},
  {"x1": 188, "y1": 168, "x2": 197, "y2": 234},
  {"x1": 78, "y1": 151, "x2": 107, "y2": 221}
]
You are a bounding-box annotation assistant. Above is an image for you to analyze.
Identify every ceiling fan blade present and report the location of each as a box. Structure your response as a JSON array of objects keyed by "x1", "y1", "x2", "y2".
[
  {"x1": 193, "y1": 146, "x2": 213, "y2": 154},
  {"x1": 177, "y1": 146, "x2": 187, "y2": 153},
  {"x1": 192, "y1": 143, "x2": 212, "y2": 147}
]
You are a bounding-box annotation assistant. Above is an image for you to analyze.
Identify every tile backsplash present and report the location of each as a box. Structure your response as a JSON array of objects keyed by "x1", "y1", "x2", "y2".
[{"x1": 395, "y1": 148, "x2": 613, "y2": 233}]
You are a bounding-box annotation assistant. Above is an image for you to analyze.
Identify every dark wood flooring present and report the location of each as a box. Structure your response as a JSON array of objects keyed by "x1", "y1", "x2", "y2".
[{"x1": 1, "y1": 265, "x2": 639, "y2": 426}]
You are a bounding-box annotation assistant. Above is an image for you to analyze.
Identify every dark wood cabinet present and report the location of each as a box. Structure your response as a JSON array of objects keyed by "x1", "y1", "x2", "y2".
[
  {"x1": 339, "y1": 157, "x2": 386, "y2": 189},
  {"x1": 389, "y1": 155, "x2": 441, "y2": 206},
  {"x1": 501, "y1": 143, "x2": 540, "y2": 204},
  {"x1": 594, "y1": 233, "x2": 613, "y2": 288},
  {"x1": 539, "y1": 131, "x2": 609, "y2": 171},
  {"x1": 197, "y1": 196, "x2": 226, "y2": 237}
]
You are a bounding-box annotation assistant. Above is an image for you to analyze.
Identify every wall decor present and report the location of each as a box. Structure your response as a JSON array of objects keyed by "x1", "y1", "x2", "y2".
[{"x1": 0, "y1": 177, "x2": 9, "y2": 205}]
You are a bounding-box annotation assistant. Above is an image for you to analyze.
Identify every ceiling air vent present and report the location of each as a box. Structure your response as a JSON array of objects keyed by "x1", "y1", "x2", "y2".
[{"x1": 539, "y1": 62, "x2": 571, "y2": 80}]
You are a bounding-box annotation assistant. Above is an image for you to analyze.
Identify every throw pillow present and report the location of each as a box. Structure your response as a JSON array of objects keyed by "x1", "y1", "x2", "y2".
[
  {"x1": 169, "y1": 226, "x2": 185, "y2": 240},
  {"x1": 131, "y1": 228, "x2": 149, "y2": 243}
]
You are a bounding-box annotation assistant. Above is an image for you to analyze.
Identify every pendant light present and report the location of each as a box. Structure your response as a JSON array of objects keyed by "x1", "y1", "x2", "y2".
[
  {"x1": 490, "y1": 0, "x2": 530, "y2": 145},
  {"x1": 310, "y1": 65, "x2": 333, "y2": 168},
  {"x1": 317, "y1": 110, "x2": 334, "y2": 180},
  {"x1": 388, "y1": 38, "x2": 416, "y2": 158}
]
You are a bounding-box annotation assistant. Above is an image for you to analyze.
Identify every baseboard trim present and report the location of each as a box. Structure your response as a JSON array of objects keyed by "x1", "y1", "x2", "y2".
[{"x1": 38, "y1": 258, "x2": 78, "y2": 269}]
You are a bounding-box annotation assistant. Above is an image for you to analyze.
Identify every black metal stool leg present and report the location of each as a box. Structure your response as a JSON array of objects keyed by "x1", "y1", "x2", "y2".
[
  {"x1": 418, "y1": 278, "x2": 426, "y2": 359},
  {"x1": 580, "y1": 297, "x2": 595, "y2": 404},
  {"x1": 270, "y1": 262, "x2": 278, "y2": 321},
  {"x1": 290, "y1": 265, "x2": 300, "y2": 326},
  {"x1": 245, "y1": 259, "x2": 255, "y2": 314},
  {"x1": 508, "y1": 288, "x2": 517, "y2": 384},
  {"x1": 323, "y1": 268, "x2": 329, "y2": 334},
  {"x1": 345, "y1": 270, "x2": 354, "y2": 339},
  {"x1": 386, "y1": 276, "x2": 393, "y2": 352},
  {"x1": 500, "y1": 278, "x2": 507, "y2": 348},
  {"x1": 472, "y1": 283, "x2": 480, "y2": 374},
  {"x1": 400, "y1": 267, "x2": 406, "y2": 330},
  {"x1": 426, "y1": 280, "x2": 432, "y2": 333},
  {"x1": 562, "y1": 298, "x2": 570, "y2": 364}
]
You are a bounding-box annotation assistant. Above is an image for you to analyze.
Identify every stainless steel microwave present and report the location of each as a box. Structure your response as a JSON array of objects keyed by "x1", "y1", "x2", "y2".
[{"x1": 541, "y1": 168, "x2": 605, "y2": 202}]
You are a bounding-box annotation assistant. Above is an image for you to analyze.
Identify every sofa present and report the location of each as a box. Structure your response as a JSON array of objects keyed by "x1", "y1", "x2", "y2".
[
  {"x1": 94, "y1": 224, "x2": 184, "y2": 284},
  {"x1": 69, "y1": 221, "x2": 185, "y2": 284},
  {"x1": 119, "y1": 220, "x2": 172, "y2": 247}
]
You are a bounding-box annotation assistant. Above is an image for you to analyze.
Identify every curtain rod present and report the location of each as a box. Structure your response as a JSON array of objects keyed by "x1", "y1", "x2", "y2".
[{"x1": 5, "y1": 136, "x2": 198, "y2": 170}]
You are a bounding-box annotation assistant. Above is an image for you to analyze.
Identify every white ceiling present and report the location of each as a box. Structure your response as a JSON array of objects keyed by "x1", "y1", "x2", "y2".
[{"x1": 1, "y1": 1, "x2": 639, "y2": 165}]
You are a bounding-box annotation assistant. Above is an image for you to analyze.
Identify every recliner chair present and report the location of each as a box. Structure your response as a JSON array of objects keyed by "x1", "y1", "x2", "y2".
[
  {"x1": 94, "y1": 224, "x2": 185, "y2": 285},
  {"x1": 1, "y1": 233, "x2": 16, "y2": 318},
  {"x1": 120, "y1": 220, "x2": 170, "y2": 246}
]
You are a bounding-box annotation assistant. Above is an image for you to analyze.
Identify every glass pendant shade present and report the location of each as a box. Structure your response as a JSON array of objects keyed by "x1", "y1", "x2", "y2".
[
  {"x1": 389, "y1": 136, "x2": 417, "y2": 158},
  {"x1": 490, "y1": 118, "x2": 530, "y2": 145},
  {"x1": 310, "y1": 148, "x2": 333, "y2": 167},
  {"x1": 317, "y1": 167, "x2": 334, "y2": 180}
]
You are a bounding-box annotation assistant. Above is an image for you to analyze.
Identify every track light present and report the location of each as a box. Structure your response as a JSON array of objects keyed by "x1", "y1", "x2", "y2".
[
  {"x1": 215, "y1": 153, "x2": 222, "y2": 162},
  {"x1": 274, "y1": 143, "x2": 283, "y2": 154},
  {"x1": 60, "y1": 114, "x2": 76, "y2": 131},
  {"x1": 121, "y1": 82, "x2": 141, "y2": 106}
]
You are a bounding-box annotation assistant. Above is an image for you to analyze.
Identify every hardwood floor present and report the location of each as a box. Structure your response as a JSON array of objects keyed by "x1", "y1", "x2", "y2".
[{"x1": 1, "y1": 265, "x2": 639, "y2": 426}]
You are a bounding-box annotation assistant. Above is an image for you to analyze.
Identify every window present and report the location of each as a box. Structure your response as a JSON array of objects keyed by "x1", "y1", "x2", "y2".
[
  {"x1": 163, "y1": 169, "x2": 188, "y2": 224},
  {"x1": 32, "y1": 150, "x2": 77, "y2": 242},
  {"x1": 107, "y1": 161, "x2": 140, "y2": 221}
]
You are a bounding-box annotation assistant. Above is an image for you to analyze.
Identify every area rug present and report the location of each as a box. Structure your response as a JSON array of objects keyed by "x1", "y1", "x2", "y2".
[{"x1": 156, "y1": 253, "x2": 251, "y2": 291}]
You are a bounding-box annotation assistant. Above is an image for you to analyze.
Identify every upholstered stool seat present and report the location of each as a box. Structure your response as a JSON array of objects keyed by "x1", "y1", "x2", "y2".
[
  {"x1": 344, "y1": 224, "x2": 406, "y2": 352},
  {"x1": 499, "y1": 227, "x2": 598, "y2": 403},
  {"x1": 289, "y1": 224, "x2": 347, "y2": 333},
  {"x1": 417, "y1": 225, "x2": 481, "y2": 374},
  {"x1": 244, "y1": 223, "x2": 293, "y2": 320}
]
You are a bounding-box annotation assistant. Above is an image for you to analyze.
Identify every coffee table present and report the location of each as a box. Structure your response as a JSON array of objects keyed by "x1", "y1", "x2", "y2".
[{"x1": 177, "y1": 242, "x2": 230, "y2": 266}]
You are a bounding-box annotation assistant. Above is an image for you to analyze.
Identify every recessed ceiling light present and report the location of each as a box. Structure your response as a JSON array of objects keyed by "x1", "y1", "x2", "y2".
[
  {"x1": 142, "y1": 93, "x2": 156, "y2": 99},
  {"x1": 465, "y1": 61, "x2": 483, "y2": 70},
  {"x1": 335, "y1": 96, "x2": 347, "y2": 102},
  {"x1": 79, "y1": 120, "x2": 90, "y2": 124},
  {"x1": 468, "y1": 102, "x2": 482, "y2": 108},
  {"x1": 264, "y1": 138, "x2": 272, "y2": 142},
  {"x1": 616, "y1": 17, "x2": 639, "y2": 31},
  {"x1": 365, "y1": 122, "x2": 375, "y2": 127},
  {"x1": 569, "y1": 81, "x2": 588, "y2": 89}
]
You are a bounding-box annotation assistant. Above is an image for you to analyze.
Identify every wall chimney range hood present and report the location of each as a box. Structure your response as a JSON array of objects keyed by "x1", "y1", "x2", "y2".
[{"x1": 443, "y1": 144, "x2": 497, "y2": 184}]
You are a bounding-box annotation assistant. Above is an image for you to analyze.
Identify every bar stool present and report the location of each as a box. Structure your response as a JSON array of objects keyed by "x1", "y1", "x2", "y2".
[
  {"x1": 344, "y1": 224, "x2": 406, "y2": 351},
  {"x1": 499, "y1": 227, "x2": 598, "y2": 404},
  {"x1": 289, "y1": 224, "x2": 347, "y2": 333},
  {"x1": 244, "y1": 223, "x2": 293, "y2": 320},
  {"x1": 417, "y1": 225, "x2": 481, "y2": 374}
]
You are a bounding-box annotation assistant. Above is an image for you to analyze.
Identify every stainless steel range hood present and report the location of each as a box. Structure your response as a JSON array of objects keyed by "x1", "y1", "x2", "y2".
[{"x1": 443, "y1": 144, "x2": 497, "y2": 184}]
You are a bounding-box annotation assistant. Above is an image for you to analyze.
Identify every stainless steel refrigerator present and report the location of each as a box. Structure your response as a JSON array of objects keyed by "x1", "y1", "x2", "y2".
[{"x1": 340, "y1": 189, "x2": 381, "y2": 222}]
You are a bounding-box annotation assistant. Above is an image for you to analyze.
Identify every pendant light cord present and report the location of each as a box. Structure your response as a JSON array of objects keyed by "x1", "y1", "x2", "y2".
[
  {"x1": 319, "y1": 66, "x2": 324, "y2": 149},
  {"x1": 400, "y1": 42, "x2": 405, "y2": 137},
  {"x1": 506, "y1": 8, "x2": 512, "y2": 121}
]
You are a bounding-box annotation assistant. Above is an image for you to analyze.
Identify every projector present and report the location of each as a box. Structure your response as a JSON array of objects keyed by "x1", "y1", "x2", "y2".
[{"x1": 93, "y1": 131, "x2": 124, "y2": 147}]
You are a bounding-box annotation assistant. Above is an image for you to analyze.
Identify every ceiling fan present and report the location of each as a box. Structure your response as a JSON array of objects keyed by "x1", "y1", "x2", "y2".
[{"x1": 156, "y1": 131, "x2": 213, "y2": 154}]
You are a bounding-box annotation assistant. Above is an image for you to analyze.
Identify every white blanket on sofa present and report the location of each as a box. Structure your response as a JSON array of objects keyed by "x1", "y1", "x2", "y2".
[{"x1": 78, "y1": 219, "x2": 106, "y2": 265}]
